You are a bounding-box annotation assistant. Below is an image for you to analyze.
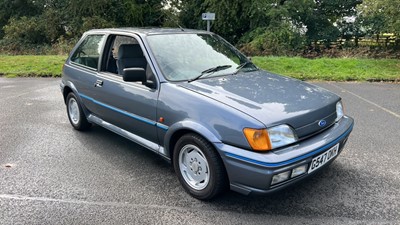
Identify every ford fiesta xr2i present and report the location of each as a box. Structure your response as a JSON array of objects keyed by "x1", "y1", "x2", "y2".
[{"x1": 61, "y1": 28, "x2": 354, "y2": 200}]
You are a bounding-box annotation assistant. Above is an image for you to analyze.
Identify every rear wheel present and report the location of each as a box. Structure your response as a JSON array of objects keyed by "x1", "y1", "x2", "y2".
[
  {"x1": 173, "y1": 133, "x2": 228, "y2": 200},
  {"x1": 66, "y1": 92, "x2": 91, "y2": 131}
]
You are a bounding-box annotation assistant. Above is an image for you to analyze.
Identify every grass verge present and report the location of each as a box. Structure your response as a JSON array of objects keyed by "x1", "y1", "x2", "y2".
[
  {"x1": 253, "y1": 56, "x2": 400, "y2": 82},
  {"x1": 0, "y1": 55, "x2": 399, "y2": 82},
  {"x1": 0, "y1": 55, "x2": 66, "y2": 78}
]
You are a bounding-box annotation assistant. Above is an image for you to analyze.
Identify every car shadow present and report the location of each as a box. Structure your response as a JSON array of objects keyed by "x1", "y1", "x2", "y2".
[{"x1": 70, "y1": 125, "x2": 394, "y2": 220}]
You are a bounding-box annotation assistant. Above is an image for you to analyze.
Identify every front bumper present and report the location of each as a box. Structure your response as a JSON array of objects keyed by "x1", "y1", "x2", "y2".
[{"x1": 216, "y1": 116, "x2": 354, "y2": 195}]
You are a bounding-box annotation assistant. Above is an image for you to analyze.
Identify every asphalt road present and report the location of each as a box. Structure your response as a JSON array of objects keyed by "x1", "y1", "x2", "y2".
[{"x1": 0, "y1": 78, "x2": 399, "y2": 225}]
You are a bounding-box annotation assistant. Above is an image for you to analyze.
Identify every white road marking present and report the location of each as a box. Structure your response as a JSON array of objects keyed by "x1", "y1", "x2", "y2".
[
  {"x1": 0, "y1": 193, "x2": 397, "y2": 224},
  {"x1": 0, "y1": 193, "x2": 182, "y2": 210},
  {"x1": 329, "y1": 83, "x2": 400, "y2": 120}
]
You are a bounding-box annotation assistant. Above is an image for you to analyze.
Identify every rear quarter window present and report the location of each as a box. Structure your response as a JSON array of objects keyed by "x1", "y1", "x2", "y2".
[{"x1": 71, "y1": 35, "x2": 105, "y2": 69}]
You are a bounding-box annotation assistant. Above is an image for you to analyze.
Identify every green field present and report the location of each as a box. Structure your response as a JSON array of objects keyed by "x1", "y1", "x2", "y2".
[
  {"x1": 0, "y1": 55, "x2": 66, "y2": 78},
  {"x1": 0, "y1": 55, "x2": 399, "y2": 81},
  {"x1": 253, "y1": 57, "x2": 400, "y2": 82}
]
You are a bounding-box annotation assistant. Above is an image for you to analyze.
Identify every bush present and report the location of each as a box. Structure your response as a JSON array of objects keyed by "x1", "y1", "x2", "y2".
[
  {"x1": 75, "y1": 16, "x2": 116, "y2": 38},
  {"x1": 239, "y1": 23, "x2": 306, "y2": 56},
  {"x1": 1, "y1": 16, "x2": 50, "y2": 54},
  {"x1": 0, "y1": 36, "x2": 75, "y2": 55},
  {"x1": 3, "y1": 16, "x2": 49, "y2": 45},
  {"x1": 0, "y1": 14, "x2": 78, "y2": 55}
]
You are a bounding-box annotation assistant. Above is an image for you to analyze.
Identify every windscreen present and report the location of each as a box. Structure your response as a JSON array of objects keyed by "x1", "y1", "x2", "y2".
[{"x1": 146, "y1": 33, "x2": 256, "y2": 81}]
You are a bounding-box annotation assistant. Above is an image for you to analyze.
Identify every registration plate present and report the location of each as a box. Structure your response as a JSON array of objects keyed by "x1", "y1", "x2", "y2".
[{"x1": 308, "y1": 144, "x2": 339, "y2": 173}]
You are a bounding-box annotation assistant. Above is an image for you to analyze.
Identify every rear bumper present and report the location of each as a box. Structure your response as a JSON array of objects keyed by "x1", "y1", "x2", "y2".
[{"x1": 216, "y1": 116, "x2": 354, "y2": 195}]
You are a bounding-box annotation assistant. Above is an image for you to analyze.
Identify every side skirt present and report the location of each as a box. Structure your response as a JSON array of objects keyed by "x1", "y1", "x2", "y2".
[{"x1": 87, "y1": 114, "x2": 169, "y2": 160}]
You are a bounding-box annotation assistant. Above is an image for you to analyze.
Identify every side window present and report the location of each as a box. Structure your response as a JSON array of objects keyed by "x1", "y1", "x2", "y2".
[
  {"x1": 112, "y1": 36, "x2": 138, "y2": 59},
  {"x1": 102, "y1": 35, "x2": 139, "y2": 74},
  {"x1": 100, "y1": 34, "x2": 157, "y2": 89},
  {"x1": 101, "y1": 35, "x2": 156, "y2": 88},
  {"x1": 71, "y1": 35, "x2": 105, "y2": 69}
]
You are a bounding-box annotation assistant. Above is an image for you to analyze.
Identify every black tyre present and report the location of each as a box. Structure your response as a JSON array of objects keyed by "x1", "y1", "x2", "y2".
[
  {"x1": 66, "y1": 92, "x2": 91, "y2": 131},
  {"x1": 173, "y1": 133, "x2": 228, "y2": 200}
]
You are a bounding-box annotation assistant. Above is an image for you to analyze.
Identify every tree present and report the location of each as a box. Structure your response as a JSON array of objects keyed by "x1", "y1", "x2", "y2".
[
  {"x1": 178, "y1": 0, "x2": 362, "y2": 47},
  {"x1": 177, "y1": 0, "x2": 206, "y2": 32},
  {"x1": 337, "y1": 17, "x2": 366, "y2": 47},
  {"x1": 360, "y1": 0, "x2": 400, "y2": 34},
  {"x1": 285, "y1": 0, "x2": 362, "y2": 45},
  {"x1": 0, "y1": 0, "x2": 42, "y2": 38},
  {"x1": 0, "y1": 0, "x2": 170, "y2": 53}
]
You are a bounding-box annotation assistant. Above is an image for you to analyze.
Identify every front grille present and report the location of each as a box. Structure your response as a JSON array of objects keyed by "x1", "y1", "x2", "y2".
[{"x1": 295, "y1": 111, "x2": 337, "y2": 139}]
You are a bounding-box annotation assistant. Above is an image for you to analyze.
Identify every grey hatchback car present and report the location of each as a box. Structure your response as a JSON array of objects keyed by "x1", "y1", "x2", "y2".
[{"x1": 61, "y1": 28, "x2": 354, "y2": 200}]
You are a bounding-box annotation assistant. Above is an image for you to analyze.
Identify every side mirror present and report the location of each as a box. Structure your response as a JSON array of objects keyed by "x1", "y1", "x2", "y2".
[
  {"x1": 144, "y1": 80, "x2": 156, "y2": 89},
  {"x1": 247, "y1": 56, "x2": 252, "y2": 61},
  {"x1": 123, "y1": 68, "x2": 146, "y2": 82}
]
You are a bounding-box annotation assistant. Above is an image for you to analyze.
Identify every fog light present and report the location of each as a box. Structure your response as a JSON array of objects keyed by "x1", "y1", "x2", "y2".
[
  {"x1": 291, "y1": 165, "x2": 307, "y2": 178},
  {"x1": 271, "y1": 171, "x2": 290, "y2": 185}
]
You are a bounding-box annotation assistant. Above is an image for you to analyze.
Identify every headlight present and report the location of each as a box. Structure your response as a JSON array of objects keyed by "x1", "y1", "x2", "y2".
[
  {"x1": 243, "y1": 125, "x2": 297, "y2": 151},
  {"x1": 267, "y1": 125, "x2": 297, "y2": 149},
  {"x1": 336, "y1": 101, "x2": 344, "y2": 122}
]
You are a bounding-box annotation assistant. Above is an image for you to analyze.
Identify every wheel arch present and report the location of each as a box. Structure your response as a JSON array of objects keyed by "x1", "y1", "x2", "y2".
[
  {"x1": 63, "y1": 86, "x2": 73, "y2": 104},
  {"x1": 62, "y1": 81, "x2": 91, "y2": 119},
  {"x1": 62, "y1": 81, "x2": 80, "y2": 104},
  {"x1": 168, "y1": 126, "x2": 230, "y2": 199},
  {"x1": 164, "y1": 121, "x2": 221, "y2": 163}
]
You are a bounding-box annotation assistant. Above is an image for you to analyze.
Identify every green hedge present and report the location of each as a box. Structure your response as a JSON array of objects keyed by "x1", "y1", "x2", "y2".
[{"x1": 1, "y1": 55, "x2": 399, "y2": 82}]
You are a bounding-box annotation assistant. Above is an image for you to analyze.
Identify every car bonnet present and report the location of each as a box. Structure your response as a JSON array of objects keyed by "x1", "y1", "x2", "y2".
[{"x1": 178, "y1": 70, "x2": 340, "y2": 139}]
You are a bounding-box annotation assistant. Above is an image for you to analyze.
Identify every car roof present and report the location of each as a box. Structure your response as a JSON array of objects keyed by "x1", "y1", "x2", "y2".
[{"x1": 86, "y1": 27, "x2": 210, "y2": 36}]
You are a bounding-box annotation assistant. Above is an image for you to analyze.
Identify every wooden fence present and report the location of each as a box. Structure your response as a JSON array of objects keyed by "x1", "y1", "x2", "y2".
[{"x1": 316, "y1": 34, "x2": 399, "y2": 48}]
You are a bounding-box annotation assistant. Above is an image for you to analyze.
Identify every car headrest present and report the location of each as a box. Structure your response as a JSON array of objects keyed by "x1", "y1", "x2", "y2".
[{"x1": 118, "y1": 44, "x2": 144, "y2": 59}]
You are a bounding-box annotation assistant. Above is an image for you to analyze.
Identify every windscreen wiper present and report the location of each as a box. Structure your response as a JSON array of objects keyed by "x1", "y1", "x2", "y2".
[
  {"x1": 233, "y1": 61, "x2": 255, "y2": 75},
  {"x1": 188, "y1": 65, "x2": 232, "y2": 82}
]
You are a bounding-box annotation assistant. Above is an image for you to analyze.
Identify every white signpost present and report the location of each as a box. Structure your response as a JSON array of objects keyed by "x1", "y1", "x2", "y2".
[{"x1": 202, "y1": 12, "x2": 215, "y2": 32}]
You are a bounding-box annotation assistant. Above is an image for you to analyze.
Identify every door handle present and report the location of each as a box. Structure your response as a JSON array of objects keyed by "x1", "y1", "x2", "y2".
[{"x1": 94, "y1": 80, "x2": 103, "y2": 87}]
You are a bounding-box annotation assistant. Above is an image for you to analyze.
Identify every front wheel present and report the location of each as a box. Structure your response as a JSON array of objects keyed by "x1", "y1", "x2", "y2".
[
  {"x1": 173, "y1": 133, "x2": 228, "y2": 200},
  {"x1": 66, "y1": 92, "x2": 91, "y2": 131}
]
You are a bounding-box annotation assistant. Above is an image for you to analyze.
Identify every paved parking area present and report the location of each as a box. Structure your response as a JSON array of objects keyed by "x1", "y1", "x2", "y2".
[{"x1": 0, "y1": 78, "x2": 399, "y2": 224}]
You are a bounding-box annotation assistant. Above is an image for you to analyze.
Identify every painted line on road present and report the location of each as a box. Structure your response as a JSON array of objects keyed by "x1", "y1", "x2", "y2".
[
  {"x1": 330, "y1": 83, "x2": 400, "y2": 120},
  {"x1": 0, "y1": 193, "x2": 398, "y2": 224},
  {"x1": 1, "y1": 193, "x2": 239, "y2": 213},
  {"x1": 0, "y1": 193, "x2": 186, "y2": 210}
]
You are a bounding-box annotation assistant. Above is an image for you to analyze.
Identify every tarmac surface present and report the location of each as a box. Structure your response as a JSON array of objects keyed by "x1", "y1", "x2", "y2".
[{"x1": 0, "y1": 78, "x2": 399, "y2": 225}]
